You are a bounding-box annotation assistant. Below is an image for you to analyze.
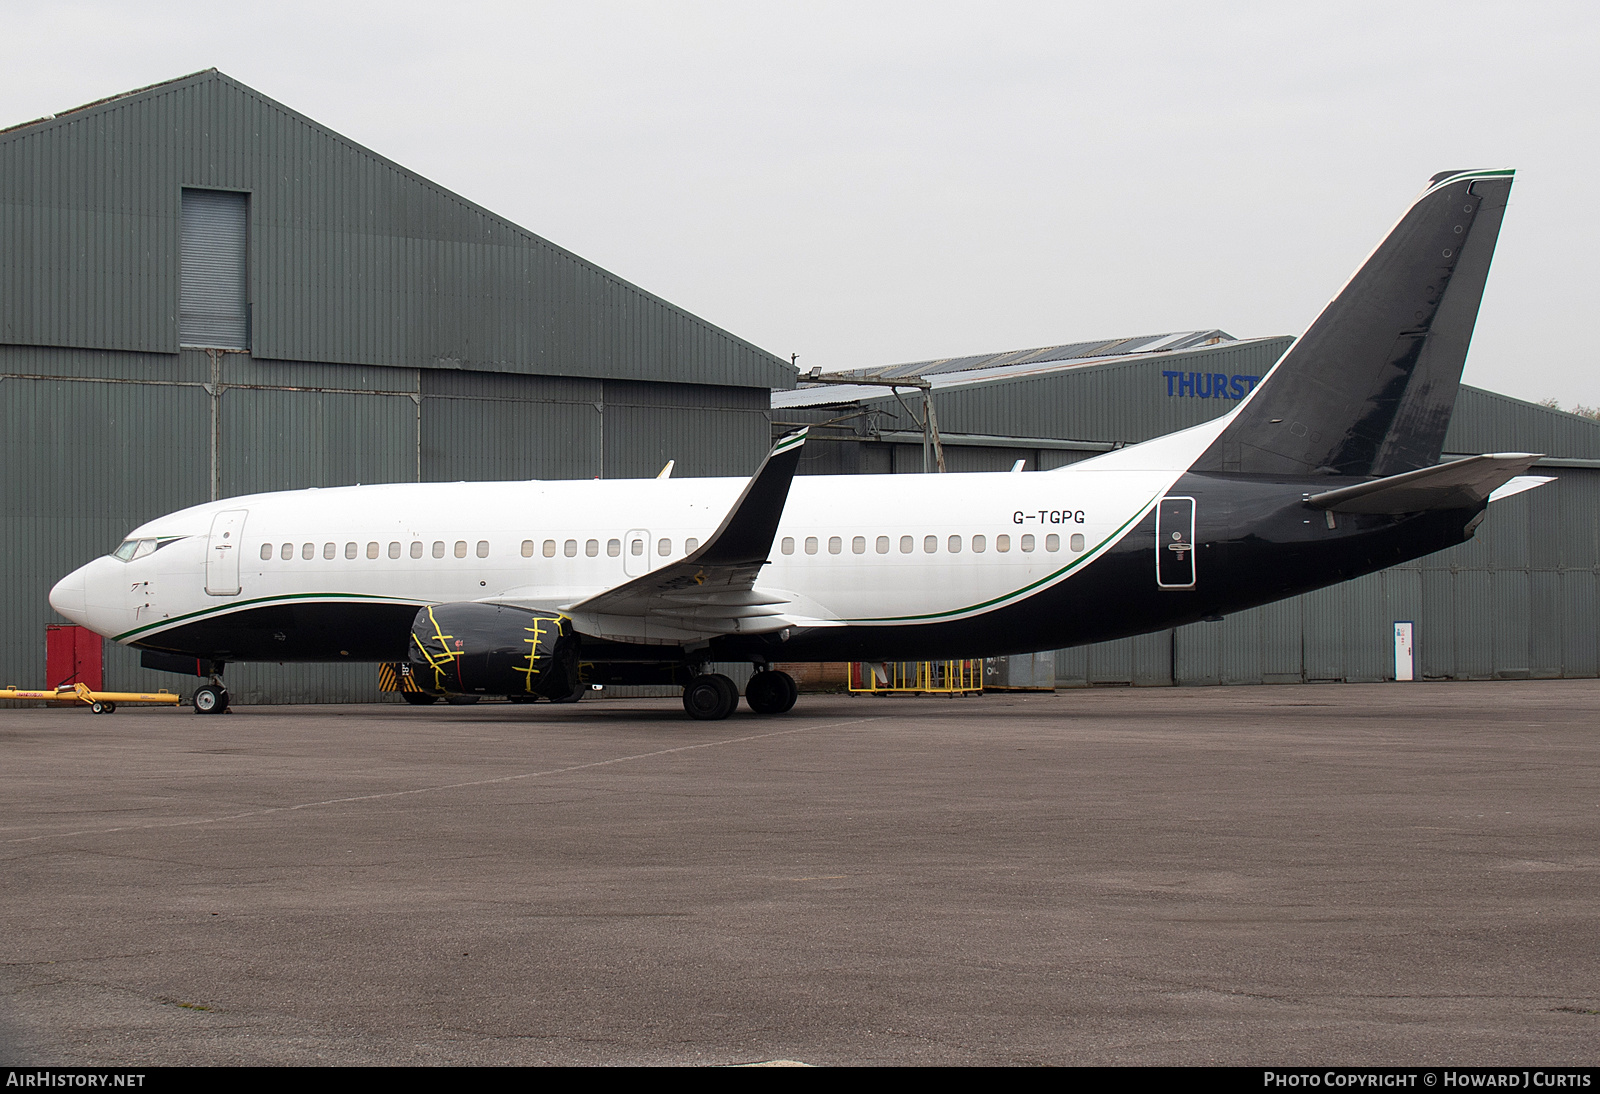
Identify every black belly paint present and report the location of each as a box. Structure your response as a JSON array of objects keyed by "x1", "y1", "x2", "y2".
[{"x1": 135, "y1": 473, "x2": 1479, "y2": 669}]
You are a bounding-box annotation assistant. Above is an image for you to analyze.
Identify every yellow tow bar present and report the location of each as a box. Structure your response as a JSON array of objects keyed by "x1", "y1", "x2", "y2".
[{"x1": 0, "y1": 682, "x2": 182, "y2": 714}]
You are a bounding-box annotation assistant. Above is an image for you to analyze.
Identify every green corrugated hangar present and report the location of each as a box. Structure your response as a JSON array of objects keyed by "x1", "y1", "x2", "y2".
[
  {"x1": 1, "y1": 70, "x2": 792, "y2": 703},
  {"x1": 5, "y1": 71, "x2": 1596, "y2": 702}
]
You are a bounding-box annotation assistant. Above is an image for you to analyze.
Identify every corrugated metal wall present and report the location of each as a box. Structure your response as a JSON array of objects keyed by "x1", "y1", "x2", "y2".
[
  {"x1": 784, "y1": 340, "x2": 1600, "y2": 685},
  {"x1": 1, "y1": 345, "x2": 771, "y2": 703},
  {"x1": 0, "y1": 70, "x2": 792, "y2": 388}
]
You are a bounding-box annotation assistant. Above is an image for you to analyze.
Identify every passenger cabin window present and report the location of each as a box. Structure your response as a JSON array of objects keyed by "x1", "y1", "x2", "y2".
[
  {"x1": 521, "y1": 540, "x2": 534, "y2": 558},
  {"x1": 280, "y1": 543, "x2": 292, "y2": 560},
  {"x1": 1046, "y1": 534, "x2": 1059, "y2": 552},
  {"x1": 973, "y1": 535, "x2": 986, "y2": 552},
  {"x1": 876, "y1": 536, "x2": 890, "y2": 554},
  {"x1": 996, "y1": 534, "x2": 1011, "y2": 553},
  {"x1": 948, "y1": 535, "x2": 961, "y2": 553},
  {"x1": 658, "y1": 538, "x2": 671, "y2": 556},
  {"x1": 260, "y1": 543, "x2": 272, "y2": 561},
  {"x1": 409, "y1": 541, "x2": 423, "y2": 559},
  {"x1": 1021, "y1": 534, "x2": 1035, "y2": 552},
  {"x1": 477, "y1": 541, "x2": 489, "y2": 558},
  {"x1": 852, "y1": 536, "x2": 866, "y2": 554},
  {"x1": 432, "y1": 541, "x2": 445, "y2": 558},
  {"x1": 804, "y1": 537, "x2": 818, "y2": 555},
  {"x1": 685, "y1": 538, "x2": 699, "y2": 553},
  {"x1": 781, "y1": 537, "x2": 795, "y2": 555},
  {"x1": 302, "y1": 543, "x2": 314, "y2": 560},
  {"x1": 900, "y1": 535, "x2": 913, "y2": 554},
  {"x1": 543, "y1": 540, "x2": 556, "y2": 558},
  {"x1": 585, "y1": 540, "x2": 599, "y2": 557},
  {"x1": 1070, "y1": 533, "x2": 1085, "y2": 552},
  {"x1": 607, "y1": 539, "x2": 621, "y2": 557},
  {"x1": 630, "y1": 538, "x2": 644, "y2": 557},
  {"x1": 324, "y1": 543, "x2": 336, "y2": 559},
  {"x1": 345, "y1": 543, "x2": 357, "y2": 559},
  {"x1": 367, "y1": 542, "x2": 380, "y2": 559},
  {"x1": 388, "y1": 542, "x2": 401, "y2": 559},
  {"x1": 458, "y1": 541, "x2": 470, "y2": 558},
  {"x1": 564, "y1": 540, "x2": 577, "y2": 557},
  {"x1": 923, "y1": 535, "x2": 937, "y2": 554},
  {"x1": 828, "y1": 536, "x2": 841, "y2": 555}
]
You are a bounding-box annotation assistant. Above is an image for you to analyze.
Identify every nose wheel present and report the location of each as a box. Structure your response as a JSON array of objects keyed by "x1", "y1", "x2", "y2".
[{"x1": 193, "y1": 683, "x2": 230, "y2": 715}]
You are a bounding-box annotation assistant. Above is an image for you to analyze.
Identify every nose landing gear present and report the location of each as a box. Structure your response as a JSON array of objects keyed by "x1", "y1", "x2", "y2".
[{"x1": 193, "y1": 681, "x2": 230, "y2": 715}]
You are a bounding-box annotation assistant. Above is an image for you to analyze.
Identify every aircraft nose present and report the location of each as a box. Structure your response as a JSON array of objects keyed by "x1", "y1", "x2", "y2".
[{"x1": 49, "y1": 566, "x2": 89, "y2": 625}]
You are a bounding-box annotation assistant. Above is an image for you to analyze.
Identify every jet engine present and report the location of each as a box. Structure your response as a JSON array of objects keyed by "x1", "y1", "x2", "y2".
[{"x1": 407, "y1": 603, "x2": 580, "y2": 699}]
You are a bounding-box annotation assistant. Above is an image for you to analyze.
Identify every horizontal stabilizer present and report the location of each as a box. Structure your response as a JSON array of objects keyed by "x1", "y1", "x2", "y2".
[
  {"x1": 1488, "y1": 475, "x2": 1555, "y2": 503},
  {"x1": 1307, "y1": 453, "x2": 1543, "y2": 514}
]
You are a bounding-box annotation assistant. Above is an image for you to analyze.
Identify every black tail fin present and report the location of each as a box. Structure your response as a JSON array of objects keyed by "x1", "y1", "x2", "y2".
[{"x1": 1194, "y1": 169, "x2": 1514, "y2": 477}]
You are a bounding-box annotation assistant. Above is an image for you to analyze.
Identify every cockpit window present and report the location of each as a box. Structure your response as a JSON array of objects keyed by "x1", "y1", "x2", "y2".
[
  {"x1": 110, "y1": 537, "x2": 183, "y2": 562},
  {"x1": 112, "y1": 539, "x2": 156, "y2": 561}
]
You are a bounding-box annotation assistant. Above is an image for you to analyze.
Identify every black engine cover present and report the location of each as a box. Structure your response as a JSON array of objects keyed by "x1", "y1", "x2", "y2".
[{"x1": 408, "y1": 603, "x2": 580, "y2": 699}]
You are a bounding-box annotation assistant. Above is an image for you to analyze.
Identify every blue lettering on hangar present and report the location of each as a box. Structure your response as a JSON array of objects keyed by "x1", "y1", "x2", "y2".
[{"x1": 1163, "y1": 371, "x2": 1261, "y2": 399}]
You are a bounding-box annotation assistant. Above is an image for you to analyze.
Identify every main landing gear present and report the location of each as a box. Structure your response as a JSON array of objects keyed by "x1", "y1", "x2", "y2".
[
  {"x1": 193, "y1": 680, "x2": 230, "y2": 715},
  {"x1": 680, "y1": 669, "x2": 797, "y2": 721}
]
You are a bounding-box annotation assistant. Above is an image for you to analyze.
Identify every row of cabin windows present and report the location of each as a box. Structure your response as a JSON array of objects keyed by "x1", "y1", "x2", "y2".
[
  {"x1": 519, "y1": 537, "x2": 702, "y2": 559},
  {"x1": 780, "y1": 532, "x2": 1085, "y2": 556},
  {"x1": 262, "y1": 540, "x2": 492, "y2": 561},
  {"x1": 259, "y1": 532, "x2": 1088, "y2": 564}
]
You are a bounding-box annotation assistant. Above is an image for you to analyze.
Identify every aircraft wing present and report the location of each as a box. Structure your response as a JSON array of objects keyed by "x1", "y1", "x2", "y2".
[
  {"x1": 563, "y1": 429, "x2": 809, "y2": 644},
  {"x1": 1306, "y1": 453, "x2": 1546, "y2": 514}
]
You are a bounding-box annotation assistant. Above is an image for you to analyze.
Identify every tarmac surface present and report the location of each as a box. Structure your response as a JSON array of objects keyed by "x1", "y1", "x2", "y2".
[{"x1": 1, "y1": 680, "x2": 1597, "y2": 1066}]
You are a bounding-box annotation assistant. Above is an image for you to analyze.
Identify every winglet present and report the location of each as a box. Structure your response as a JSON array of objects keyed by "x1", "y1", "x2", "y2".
[
  {"x1": 563, "y1": 429, "x2": 809, "y2": 636},
  {"x1": 690, "y1": 428, "x2": 808, "y2": 566}
]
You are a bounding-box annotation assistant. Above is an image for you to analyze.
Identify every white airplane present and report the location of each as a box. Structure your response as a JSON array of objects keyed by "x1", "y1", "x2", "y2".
[{"x1": 50, "y1": 169, "x2": 1549, "y2": 719}]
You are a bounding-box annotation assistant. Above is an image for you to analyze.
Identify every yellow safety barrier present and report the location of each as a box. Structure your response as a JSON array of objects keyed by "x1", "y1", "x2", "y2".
[
  {"x1": 0, "y1": 681, "x2": 182, "y2": 714},
  {"x1": 848, "y1": 660, "x2": 983, "y2": 696}
]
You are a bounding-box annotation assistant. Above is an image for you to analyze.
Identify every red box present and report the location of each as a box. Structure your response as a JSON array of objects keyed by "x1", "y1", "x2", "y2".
[{"x1": 46, "y1": 625, "x2": 103, "y2": 691}]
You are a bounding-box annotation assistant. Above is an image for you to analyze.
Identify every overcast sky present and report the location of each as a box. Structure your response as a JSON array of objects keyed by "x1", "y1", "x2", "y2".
[{"x1": 3, "y1": 1, "x2": 1596, "y2": 405}]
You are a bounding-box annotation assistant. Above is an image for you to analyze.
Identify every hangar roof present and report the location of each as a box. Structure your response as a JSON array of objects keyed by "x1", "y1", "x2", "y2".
[
  {"x1": 0, "y1": 70, "x2": 794, "y2": 390},
  {"x1": 774, "y1": 330, "x2": 1257, "y2": 410}
]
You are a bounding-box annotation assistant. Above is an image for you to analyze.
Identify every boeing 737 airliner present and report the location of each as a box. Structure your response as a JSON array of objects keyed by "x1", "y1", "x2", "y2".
[{"x1": 50, "y1": 169, "x2": 1547, "y2": 719}]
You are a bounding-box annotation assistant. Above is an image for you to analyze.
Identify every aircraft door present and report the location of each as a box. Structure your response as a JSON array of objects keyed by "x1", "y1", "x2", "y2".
[
  {"x1": 623, "y1": 528, "x2": 652, "y2": 577},
  {"x1": 205, "y1": 509, "x2": 248, "y2": 596},
  {"x1": 1156, "y1": 497, "x2": 1196, "y2": 589}
]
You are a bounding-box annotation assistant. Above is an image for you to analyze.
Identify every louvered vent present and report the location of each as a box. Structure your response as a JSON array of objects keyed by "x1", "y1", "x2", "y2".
[{"x1": 180, "y1": 189, "x2": 248, "y2": 349}]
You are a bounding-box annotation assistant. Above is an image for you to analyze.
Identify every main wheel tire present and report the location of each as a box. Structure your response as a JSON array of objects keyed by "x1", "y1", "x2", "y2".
[
  {"x1": 771, "y1": 670, "x2": 798, "y2": 713},
  {"x1": 549, "y1": 683, "x2": 586, "y2": 704},
  {"x1": 683, "y1": 674, "x2": 739, "y2": 720},
  {"x1": 745, "y1": 671, "x2": 796, "y2": 715},
  {"x1": 193, "y1": 685, "x2": 227, "y2": 715},
  {"x1": 401, "y1": 691, "x2": 438, "y2": 706}
]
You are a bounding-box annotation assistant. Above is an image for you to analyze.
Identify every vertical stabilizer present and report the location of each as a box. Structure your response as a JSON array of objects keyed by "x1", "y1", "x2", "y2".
[{"x1": 1194, "y1": 169, "x2": 1513, "y2": 477}]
